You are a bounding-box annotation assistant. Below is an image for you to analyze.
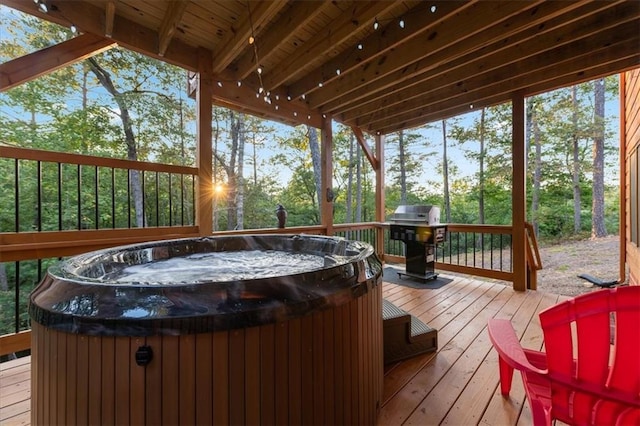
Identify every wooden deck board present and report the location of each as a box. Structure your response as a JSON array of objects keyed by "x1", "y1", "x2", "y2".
[{"x1": 0, "y1": 274, "x2": 570, "y2": 426}]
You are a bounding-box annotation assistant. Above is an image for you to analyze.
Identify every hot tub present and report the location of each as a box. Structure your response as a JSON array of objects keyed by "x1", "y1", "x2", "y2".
[{"x1": 29, "y1": 234, "x2": 383, "y2": 425}]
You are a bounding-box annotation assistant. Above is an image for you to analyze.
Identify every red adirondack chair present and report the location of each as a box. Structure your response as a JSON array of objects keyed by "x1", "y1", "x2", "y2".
[{"x1": 488, "y1": 286, "x2": 640, "y2": 425}]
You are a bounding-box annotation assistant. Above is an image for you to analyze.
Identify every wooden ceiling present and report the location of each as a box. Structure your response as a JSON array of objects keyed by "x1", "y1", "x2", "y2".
[{"x1": 3, "y1": 0, "x2": 640, "y2": 135}]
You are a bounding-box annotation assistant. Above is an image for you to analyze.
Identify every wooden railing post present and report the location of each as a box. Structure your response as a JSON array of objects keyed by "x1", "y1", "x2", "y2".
[
  {"x1": 512, "y1": 93, "x2": 527, "y2": 291},
  {"x1": 196, "y1": 47, "x2": 213, "y2": 236}
]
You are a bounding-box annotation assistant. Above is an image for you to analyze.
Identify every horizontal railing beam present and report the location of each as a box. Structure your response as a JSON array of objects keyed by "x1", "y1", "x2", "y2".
[{"x1": 0, "y1": 330, "x2": 30, "y2": 357}]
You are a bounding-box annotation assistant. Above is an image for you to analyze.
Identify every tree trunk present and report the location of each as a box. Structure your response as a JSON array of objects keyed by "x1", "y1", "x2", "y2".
[
  {"x1": 227, "y1": 112, "x2": 240, "y2": 230},
  {"x1": 308, "y1": 126, "x2": 322, "y2": 221},
  {"x1": 571, "y1": 85, "x2": 582, "y2": 233},
  {"x1": 236, "y1": 116, "x2": 245, "y2": 230},
  {"x1": 355, "y1": 145, "x2": 363, "y2": 223},
  {"x1": 346, "y1": 132, "x2": 355, "y2": 224},
  {"x1": 592, "y1": 78, "x2": 607, "y2": 238},
  {"x1": 87, "y1": 58, "x2": 144, "y2": 227},
  {"x1": 442, "y1": 120, "x2": 451, "y2": 223},
  {"x1": 531, "y1": 103, "x2": 542, "y2": 237},
  {"x1": 397, "y1": 130, "x2": 408, "y2": 204},
  {"x1": 478, "y1": 109, "x2": 485, "y2": 225}
]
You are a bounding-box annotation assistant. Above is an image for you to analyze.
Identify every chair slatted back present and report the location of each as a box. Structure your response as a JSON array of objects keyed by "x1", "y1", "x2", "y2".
[{"x1": 538, "y1": 286, "x2": 640, "y2": 424}]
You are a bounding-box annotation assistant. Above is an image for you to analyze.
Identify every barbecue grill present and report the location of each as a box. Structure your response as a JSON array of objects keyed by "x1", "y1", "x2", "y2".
[{"x1": 389, "y1": 205, "x2": 447, "y2": 281}]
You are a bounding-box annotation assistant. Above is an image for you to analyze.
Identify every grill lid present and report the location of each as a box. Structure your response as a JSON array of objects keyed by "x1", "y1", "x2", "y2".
[{"x1": 389, "y1": 205, "x2": 441, "y2": 225}]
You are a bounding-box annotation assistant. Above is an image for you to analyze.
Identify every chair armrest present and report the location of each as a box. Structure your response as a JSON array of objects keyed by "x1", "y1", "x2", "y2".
[{"x1": 488, "y1": 318, "x2": 547, "y2": 375}]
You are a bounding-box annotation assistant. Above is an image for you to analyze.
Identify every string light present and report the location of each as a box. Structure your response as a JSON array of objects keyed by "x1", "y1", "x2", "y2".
[
  {"x1": 399, "y1": 18, "x2": 405, "y2": 28},
  {"x1": 357, "y1": 43, "x2": 363, "y2": 50},
  {"x1": 217, "y1": 81, "x2": 223, "y2": 87},
  {"x1": 70, "y1": 24, "x2": 77, "y2": 34},
  {"x1": 373, "y1": 18, "x2": 379, "y2": 30},
  {"x1": 336, "y1": 69, "x2": 341, "y2": 75},
  {"x1": 36, "y1": 0, "x2": 48, "y2": 13},
  {"x1": 237, "y1": 81, "x2": 242, "y2": 87},
  {"x1": 431, "y1": 5, "x2": 437, "y2": 13}
]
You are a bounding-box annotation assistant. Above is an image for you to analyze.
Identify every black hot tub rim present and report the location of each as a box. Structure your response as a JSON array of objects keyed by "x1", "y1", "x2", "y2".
[{"x1": 29, "y1": 234, "x2": 382, "y2": 336}]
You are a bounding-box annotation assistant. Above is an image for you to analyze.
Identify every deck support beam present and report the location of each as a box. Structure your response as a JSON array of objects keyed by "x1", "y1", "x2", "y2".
[
  {"x1": 512, "y1": 93, "x2": 527, "y2": 291},
  {"x1": 375, "y1": 134, "x2": 386, "y2": 259},
  {"x1": 196, "y1": 47, "x2": 213, "y2": 236}
]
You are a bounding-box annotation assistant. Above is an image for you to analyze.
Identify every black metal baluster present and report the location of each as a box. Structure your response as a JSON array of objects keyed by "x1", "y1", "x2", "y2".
[
  {"x1": 127, "y1": 169, "x2": 132, "y2": 228},
  {"x1": 191, "y1": 177, "x2": 195, "y2": 224},
  {"x1": 77, "y1": 164, "x2": 82, "y2": 229},
  {"x1": 168, "y1": 174, "x2": 173, "y2": 226},
  {"x1": 180, "y1": 174, "x2": 185, "y2": 225},
  {"x1": 111, "y1": 168, "x2": 116, "y2": 228},
  {"x1": 58, "y1": 163, "x2": 62, "y2": 230},
  {"x1": 141, "y1": 170, "x2": 146, "y2": 227},
  {"x1": 155, "y1": 171, "x2": 159, "y2": 226},
  {"x1": 14, "y1": 261, "x2": 19, "y2": 333},
  {"x1": 95, "y1": 165, "x2": 99, "y2": 229},
  {"x1": 14, "y1": 159, "x2": 19, "y2": 232},
  {"x1": 490, "y1": 233, "x2": 494, "y2": 271},
  {"x1": 500, "y1": 234, "x2": 504, "y2": 271},
  {"x1": 37, "y1": 160, "x2": 42, "y2": 231}
]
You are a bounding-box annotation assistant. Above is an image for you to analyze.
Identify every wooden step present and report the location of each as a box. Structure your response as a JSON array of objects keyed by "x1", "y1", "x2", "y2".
[{"x1": 382, "y1": 298, "x2": 438, "y2": 364}]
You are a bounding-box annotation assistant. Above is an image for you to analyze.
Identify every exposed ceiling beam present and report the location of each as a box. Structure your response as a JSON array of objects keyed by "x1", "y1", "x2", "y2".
[
  {"x1": 286, "y1": 0, "x2": 474, "y2": 100},
  {"x1": 374, "y1": 54, "x2": 640, "y2": 135},
  {"x1": 262, "y1": 1, "x2": 401, "y2": 91},
  {"x1": 2, "y1": 0, "x2": 201, "y2": 71},
  {"x1": 347, "y1": 1, "x2": 634, "y2": 126},
  {"x1": 368, "y1": 36, "x2": 640, "y2": 134},
  {"x1": 211, "y1": 76, "x2": 323, "y2": 129},
  {"x1": 0, "y1": 33, "x2": 116, "y2": 92},
  {"x1": 158, "y1": 1, "x2": 189, "y2": 56},
  {"x1": 211, "y1": 0, "x2": 287, "y2": 74},
  {"x1": 233, "y1": 1, "x2": 328, "y2": 80},
  {"x1": 307, "y1": 0, "x2": 542, "y2": 110},
  {"x1": 329, "y1": 0, "x2": 603, "y2": 118}
]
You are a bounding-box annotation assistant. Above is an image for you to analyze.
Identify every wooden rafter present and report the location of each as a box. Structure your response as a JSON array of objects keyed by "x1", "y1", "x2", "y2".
[
  {"x1": 158, "y1": 0, "x2": 189, "y2": 56},
  {"x1": 335, "y1": 0, "x2": 604, "y2": 120},
  {"x1": 211, "y1": 0, "x2": 287, "y2": 74},
  {"x1": 367, "y1": 28, "x2": 640, "y2": 133},
  {"x1": 287, "y1": 0, "x2": 472, "y2": 100},
  {"x1": 309, "y1": 0, "x2": 541, "y2": 110},
  {"x1": 263, "y1": 1, "x2": 401, "y2": 91},
  {"x1": 0, "y1": 33, "x2": 115, "y2": 92},
  {"x1": 234, "y1": 1, "x2": 328, "y2": 80},
  {"x1": 349, "y1": 1, "x2": 635, "y2": 126}
]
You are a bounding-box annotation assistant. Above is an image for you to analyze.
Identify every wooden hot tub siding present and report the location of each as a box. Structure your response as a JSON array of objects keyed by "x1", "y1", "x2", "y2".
[{"x1": 31, "y1": 283, "x2": 383, "y2": 425}]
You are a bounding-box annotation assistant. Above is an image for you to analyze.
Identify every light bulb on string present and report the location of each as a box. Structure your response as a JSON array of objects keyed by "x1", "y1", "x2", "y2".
[
  {"x1": 336, "y1": 69, "x2": 341, "y2": 75},
  {"x1": 257, "y1": 66, "x2": 263, "y2": 75},
  {"x1": 248, "y1": 35, "x2": 255, "y2": 45},
  {"x1": 399, "y1": 18, "x2": 405, "y2": 28},
  {"x1": 357, "y1": 43, "x2": 363, "y2": 50},
  {"x1": 373, "y1": 18, "x2": 379, "y2": 30},
  {"x1": 37, "y1": 1, "x2": 48, "y2": 13}
]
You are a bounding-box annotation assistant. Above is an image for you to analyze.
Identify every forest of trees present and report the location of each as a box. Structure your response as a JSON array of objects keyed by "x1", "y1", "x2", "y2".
[
  {"x1": 0, "y1": 9, "x2": 622, "y2": 333},
  {"x1": 1, "y1": 11, "x2": 621, "y2": 236}
]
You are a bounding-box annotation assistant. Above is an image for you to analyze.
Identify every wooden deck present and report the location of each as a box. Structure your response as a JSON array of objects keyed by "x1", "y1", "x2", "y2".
[{"x1": 1, "y1": 273, "x2": 568, "y2": 425}]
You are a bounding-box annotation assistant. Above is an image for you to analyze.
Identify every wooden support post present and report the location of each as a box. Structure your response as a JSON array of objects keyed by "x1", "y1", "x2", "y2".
[
  {"x1": 618, "y1": 72, "x2": 627, "y2": 284},
  {"x1": 196, "y1": 48, "x2": 213, "y2": 236},
  {"x1": 375, "y1": 134, "x2": 386, "y2": 259},
  {"x1": 321, "y1": 117, "x2": 334, "y2": 235},
  {"x1": 512, "y1": 94, "x2": 527, "y2": 291}
]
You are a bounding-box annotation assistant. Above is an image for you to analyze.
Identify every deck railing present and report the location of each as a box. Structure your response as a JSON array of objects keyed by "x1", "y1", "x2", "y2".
[{"x1": 0, "y1": 146, "x2": 540, "y2": 357}]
